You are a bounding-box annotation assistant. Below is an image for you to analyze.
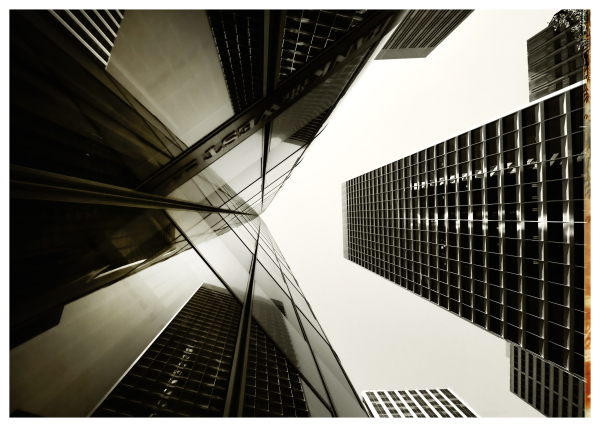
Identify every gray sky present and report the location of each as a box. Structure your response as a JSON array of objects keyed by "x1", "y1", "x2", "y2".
[{"x1": 262, "y1": 10, "x2": 558, "y2": 417}]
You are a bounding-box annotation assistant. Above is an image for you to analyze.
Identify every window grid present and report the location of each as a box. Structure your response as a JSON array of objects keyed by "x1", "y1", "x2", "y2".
[
  {"x1": 243, "y1": 320, "x2": 310, "y2": 417},
  {"x1": 206, "y1": 11, "x2": 265, "y2": 114},
  {"x1": 92, "y1": 287, "x2": 241, "y2": 418},
  {"x1": 428, "y1": 389, "x2": 465, "y2": 418},
  {"x1": 409, "y1": 390, "x2": 438, "y2": 417},
  {"x1": 440, "y1": 389, "x2": 477, "y2": 418},
  {"x1": 398, "y1": 390, "x2": 426, "y2": 418},
  {"x1": 344, "y1": 84, "x2": 585, "y2": 378},
  {"x1": 280, "y1": 10, "x2": 374, "y2": 83},
  {"x1": 377, "y1": 391, "x2": 401, "y2": 418},
  {"x1": 528, "y1": 22, "x2": 586, "y2": 101},
  {"x1": 419, "y1": 389, "x2": 451, "y2": 417},
  {"x1": 365, "y1": 391, "x2": 388, "y2": 418},
  {"x1": 389, "y1": 391, "x2": 414, "y2": 417},
  {"x1": 509, "y1": 343, "x2": 585, "y2": 417}
]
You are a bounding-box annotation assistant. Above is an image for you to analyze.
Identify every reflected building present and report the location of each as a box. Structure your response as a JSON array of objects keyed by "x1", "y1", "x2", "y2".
[
  {"x1": 362, "y1": 389, "x2": 478, "y2": 418},
  {"x1": 9, "y1": 9, "x2": 474, "y2": 417},
  {"x1": 92, "y1": 284, "x2": 243, "y2": 417},
  {"x1": 343, "y1": 83, "x2": 587, "y2": 409},
  {"x1": 91, "y1": 283, "x2": 314, "y2": 417}
]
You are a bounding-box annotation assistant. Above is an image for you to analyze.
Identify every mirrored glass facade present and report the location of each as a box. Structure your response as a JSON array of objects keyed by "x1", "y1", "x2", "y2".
[
  {"x1": 343, "y1": 82, "x2": 587, "y2": 382},
  {"x1": 9, "y1": 9, "x2": 411, "y2": 417}
]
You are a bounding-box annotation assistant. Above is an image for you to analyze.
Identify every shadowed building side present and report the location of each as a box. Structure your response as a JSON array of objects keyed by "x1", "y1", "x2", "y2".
[{"x1": 509, "y1": 343, "x2": 585, "y2": 417}]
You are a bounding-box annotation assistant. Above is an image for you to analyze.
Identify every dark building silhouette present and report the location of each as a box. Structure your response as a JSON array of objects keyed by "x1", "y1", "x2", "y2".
[
  {"x1": 343, "y1": 83, "x2": 587, "y2": 391},
  {"x1": 509, "y1": 343, "x2": 585, "y2": 417},
  {"x1": 6, "y1": 9, "x2": 395, "y2": 418}
]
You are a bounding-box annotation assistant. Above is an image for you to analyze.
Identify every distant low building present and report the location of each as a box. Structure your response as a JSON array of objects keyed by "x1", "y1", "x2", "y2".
[{"x1": 362, "y1": 389, "x2": 478, "y2": 418}]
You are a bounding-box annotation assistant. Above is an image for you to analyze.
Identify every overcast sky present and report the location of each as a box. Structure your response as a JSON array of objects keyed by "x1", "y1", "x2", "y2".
[{"x1": 262, "y1": 10, "x2": 560, "y2": 417}]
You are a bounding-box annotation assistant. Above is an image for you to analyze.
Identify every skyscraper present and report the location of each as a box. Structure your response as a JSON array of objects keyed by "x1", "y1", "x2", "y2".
[
  {"x1": 509, "y1": 343, "x2": 585, "y2": 417},
  {"x1": 9, "y1": 8, "x2": 389, "y2": 417},
  {"x1": 527, "y1": 11, "x2": 587, "y2": 102},
  {"x1": 90, "y1": 283, "x2": 323, "y2": 417},
  {"x1": 343, "y1": 82, "x2": 587, "y2": 391},
  {"x1": 362, "y1": 389, "x2": 478, "y2": 418},
  {"x1": 375, "y1": 10, "x2": 472, "y2": 60},
  {"x1": 9, "y1": 9, "x2": 474, "y2": 417}
]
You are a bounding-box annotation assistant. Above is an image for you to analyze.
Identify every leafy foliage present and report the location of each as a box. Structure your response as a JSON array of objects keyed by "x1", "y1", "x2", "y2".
[{"x1": 549, "y1": 9, "x2": 589, "y2": 51}]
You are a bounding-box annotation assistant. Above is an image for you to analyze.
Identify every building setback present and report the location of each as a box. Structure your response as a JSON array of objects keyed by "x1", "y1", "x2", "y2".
[
  {"x1": 362, "y1": 389, "x2": 478, "y2": 418},
  {"x1": 343, "y1": 83, "x2": 586, "y2": 391},
  {"x1": 509, "y1": 343, "x2": 585, "y2": 417}
]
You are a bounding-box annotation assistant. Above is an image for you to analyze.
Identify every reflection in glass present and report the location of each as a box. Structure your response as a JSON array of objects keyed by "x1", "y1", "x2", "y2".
[
  {"x1": 290, "y1": 286, "x2": 328, "y2": 341},
  {"x1": 267, "y1": 141, "x2": 303, "y2": 170},
  {"x1": 301, "y1": 313, "x2": 359, "y2": 405},
  {"x1": 167, "y1": 210, "x2": 253, "y2": 302},
  {"x1": 11, "y1": 245, "x2": 232, "y2": 417},
  {"x1": 301, "y1": 378, "x2": 333, "y2": 417},
  {"x1": 263, "y1": 147, "x2": 306, "y2": 189},
  {"x1": 251, "y1": 280, "x2": 330, "y2": 405},
  {"x1": 313, "y1": 352, "x2": 366, "y2": 417},
  {"x1": 11, "y1": 199, "x2": 189, "y2": 342},
  {"x1": 168, "y1": 131, "x2": 264, "y2": 205},
  {"x1": 253, "y1": 260, "x2": 298, "y2": 333}
]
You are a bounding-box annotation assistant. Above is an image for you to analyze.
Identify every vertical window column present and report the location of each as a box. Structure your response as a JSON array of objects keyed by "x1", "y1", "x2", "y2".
[
  {"x1": 567, "y1": 86, "x2": 585, "y2": 377},
  {"x1": 446, "y1": 137, "x2": 458, "y2": 314}
]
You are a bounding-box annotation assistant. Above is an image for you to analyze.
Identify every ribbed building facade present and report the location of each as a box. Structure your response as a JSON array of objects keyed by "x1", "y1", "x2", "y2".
[
  {"x1": 375, "y1": 10, "x2": 472, "y2": 59},
  {"x1": 362, "y1": 389, "x2": 478, "y2": 418},
  {"x1": 527, "y1": 17, "x2": 586, "y2": 102},
  {"x1": 343, "y1": 82, "x2": 586, "y2": 386}
]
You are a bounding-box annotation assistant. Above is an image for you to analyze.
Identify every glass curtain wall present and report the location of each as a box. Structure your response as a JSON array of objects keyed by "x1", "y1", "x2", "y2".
[
  {"x1": 10, "y1": 208, "x2": 366, "y2": 417},
  {"x1": 9, "y1": 9, "x2": 380, "y2": 417},
  {"x1": 344, "y1": 83, "x2": 586, "y2": 380}
]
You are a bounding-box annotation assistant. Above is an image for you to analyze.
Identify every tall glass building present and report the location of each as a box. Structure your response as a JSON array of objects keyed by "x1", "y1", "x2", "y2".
[
  {"x1": 343, "y1": 81, "x2": 588, "y2": 416},
  {"x1": 9, "y1": 9, "x2": 412, "y2": 417}
]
